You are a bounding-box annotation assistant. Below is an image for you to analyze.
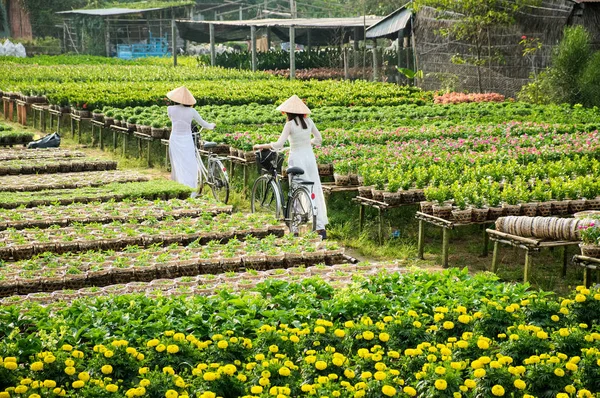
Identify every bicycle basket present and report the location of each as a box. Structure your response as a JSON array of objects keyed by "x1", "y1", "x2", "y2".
[{"x1": 255, "y1": 149, "x2": 283, "y2": 174}]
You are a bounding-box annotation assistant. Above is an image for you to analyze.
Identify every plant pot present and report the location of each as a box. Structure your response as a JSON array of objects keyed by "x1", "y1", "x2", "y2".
[
  {"x1": 357, "y1": 185, "x2": 373, "y2": 199},
  {"x1": 400, "y1": 190, "x2": 416, "y2": 204},
  {"x1": 151, "y1": 127, "x2": 163, "y2": 138},
  {"x1": 579, "y1": 243, "x2": 600, "y2": 258},
  {"x1": 585, "y1": 197, "x2": 600, "y2": 210},
  {"x1": 420, "y1": 201, "x2": 434, "y2": 215},
  {"x1": 521, "y1": 202, "x2": 538, "y2": 217},
  {"x1": 371, "y1": 188, "x2": 385, "y2": 202},
  {"x1": 452, "y1": 208, "x2": 472, "y2": 224},
  {"x1": 333, "y1": 173, "x2": 351, "y2": 186},
  {"x1": 502, "y1": 203, "x2": 521, "y2": 216},
  {"x1": 569, "y1": 199, "x2": 586, "y2": 214},
  {"x1": 487, "y1": 206, "x2": 504, "y2": 221},
  {"x1": 382, "y1": 191, "x2": 402, "y2": 206},
  {"x1": 432, "y1": 204, "x2": 452, "y2": 220},
  {"x1": 471, "y1": 207, "x2": 489, "y2": 223},
  {"x1": 349, "y1": 174, "x2": 359, "y2": 186},
  {"x1": 317, "y1": 163, "x2": 333, "y2": 176},
  {"x1": 537, "y1": 202, "x2": 552, "y2": 217},
  {"x1": 552, "y1": 200, "x2": 570, "y2": 216}
]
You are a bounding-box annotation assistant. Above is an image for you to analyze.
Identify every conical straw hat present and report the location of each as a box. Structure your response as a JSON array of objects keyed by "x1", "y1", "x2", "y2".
[
  {"x1": 276, "y1": 95, "x2": 311, "y2": 114},
  {"x1": 166, "y1": 86, "x2": 196, "y2": 106}
]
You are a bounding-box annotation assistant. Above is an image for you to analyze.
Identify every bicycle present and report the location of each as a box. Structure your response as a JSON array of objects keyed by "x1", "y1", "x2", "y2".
[
  {"x1": 192, "y1": 126, "x2": 230, "y2": 204},
  {"x1": 250, "y1": 148, "x2": 317, "y2": 234}
]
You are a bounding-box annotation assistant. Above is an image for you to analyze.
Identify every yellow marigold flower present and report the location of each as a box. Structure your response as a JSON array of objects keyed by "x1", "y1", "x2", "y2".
[
  {"x1": 106, "y1": 384, "x2": 118, "y2": 393},
  {"x1": 216, "y1": 340, "x2": 228, "y2": 349},
  {"x1": 490, "y1": 361, "x2": 501, "y2": 369},
  {"x1": 315, "y1": 361, "x2": 327, "y2": 370},
  {"x1": 374, "y1": 371, "x2": 386, "y2": 381},
  {"x1": 61, "y1": 344, "x2": 73, "y2": 351},
  {"x1": 147, "y1": 339, "x2": 159, "y2": 347},
  {"x1": 78, "y1": 372, "x2": 90, "y2": 382},
  {"x1": 491, "y1": 385, "x2": 505, "y2": 396},
  {"x1": 0, "y1": 393, "x2": 9, "y2": 398},
  {"x1": 301, "y1": 384, "x2": 312, "y2": 392},
  {"x1": 456, "y1": 340, "x2": 469, "y2": 349},
  {"x1": 565, "y1": 385, "x2": 576, "y2": 394},
  {"x1": 165, "y1": 390, "x2": 178, "y2": 398},
  {"x1": 566, "y1": 362, "x2": 578, "y2": 371},
  {"x1": 403, "y1": 386, "x2": 416, "y2": 397},
  {"x1": 251, "y1": 386, "x2": 263, "y2": 394},
  {"x1": 163, "y1": 366, "x2": 175, "y2": 375},
  {"x1": 471, "y1": 360, "x2": 483, "y2": 369},
  {"x1": 379, "y1": 332, "x2": 390, "y2": 342},
  {"x1": 101, "y1": 365, "x2": 113, "y2": 375},
  {"x1": 575, "y1": 294, "x2": 586, "y2": 303},
  {"x1": 474, "y1": 369, "x2": 486, "y2": 378},
  {"x1": 464, "y1": 379, "x2": 476, "y2": 389},
  {"x1": 4, "y1": 362, "x2": 17, "y2": 370},
  {"x1": 167, "y1": 345, "x2": 179, "y2": 354},
  {"x1": 72, "y1": 350, "x2": 84, "y2": 359},
  {"x1": 30, "y1": 361, "x2": 44, "y2": 371},
  {"x1": 434, "y1": 379, "x2": 447, "y2": 390},
  {"x1": 381, "y1": 385, "x2": 396, "y2": 396},
  {"x1": 43, "y1": 380, "x2": 57, "y2": 388},
  {"x1": 361, "y1": 371, "x2": 372, "y2": 379},
  {"x1": 344, "y1": 368, "x2": 355, "y2": 379},
  {"x1": 314, "y1": 326, "x2": 326, "y2": 334},
  {"x1": 64, "y1": 358, "x2": 75, "y2": 367},
  {"x1": 332, "y1": 357, "x2": 345, "y2": 367},
  {"x1": 413, "y1": 321, "x2": 422, "y2": 328},
  {"x1": 21, "y1": 378, "x2": 32, "y2": 385},
  {"x1": 514, "y1": 379, "x2": 526, "y2": 390},
  {"x1": 289, "y1": 335, "x2": 300, "y2": 343},
  {"x1": 203, "y1": 372, "x2": 217, "y2": 381},
  {"x1": 64, "y1": 366, "x2": 76, "y2": 375},
  {"x1": 435, "y1": 366, "x2": 446, "y2": 375},
  {"x1": 363, "y1": 331, "x2": 374, "y2": 340},
  {"x1": 269, "y1": 345, "x2": 279, "y2": 353},
  {"x1": 477, "y1": 340, "x2": 489, "y2": 350},
  {"x1": 15, "y1": 386, "x2": 28, "y2": 394},
  {"x1": 72, "y1": 381, "x2": 85, "y2": 389},
  {"x1": 554, "y1": 368, "x2": 565, "y2": 377},
  {"x1": 453, "y1": 393, "x2": 461, "y2": 398},
  {"x1": 443, "y1": 321, "x2": 454, "y2": 330},
  {"x1": 29, "y1": 394, "x2": 41, "y2": 398},
  {"x1": 258, "y1": 377, "x2": 269, "y2": 386}
]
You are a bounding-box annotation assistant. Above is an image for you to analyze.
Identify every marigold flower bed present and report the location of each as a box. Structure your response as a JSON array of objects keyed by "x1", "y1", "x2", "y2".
[{"x1": 0, "y1": 270, "x2": 598, "y2": 397}]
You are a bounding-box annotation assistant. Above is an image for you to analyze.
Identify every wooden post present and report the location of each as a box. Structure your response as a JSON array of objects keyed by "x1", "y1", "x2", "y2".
[
  {"x1": 78, "y1": 119, "x2": 83, "y2": 143},
  {"x1": 359, "y1": 204, "x2": 365, "y2": 233},
  {"x1": 122, "y1": 133, "x2": 128, "y2": 157},
  {"x1": 343, "y1": 47, "x2": 349, "y2": 80},
  {"x1": 562, "y1": 246, "x2": 568, "y2": 277},
  {"x1": 112, "y1": 130, "x2": 117, "y2": 150},
  {"x1": 583, "y1": 266, "x2": 591, "y2": 288},
  {"x1": 417, "y1": 219, "x2": 425, "y2": 260},
  {"x1": 289, "y1": 26, "x2": 296, "y2": 80},
  {"x1": 482, "y1": 226, "x2": 489, "y2": 257},
  {"x1": 172, "y1": 19, "x2": 178, "y2": 67},
  {"x1": 266, "y1": 28, "x2": 271, "y2": 51},
  {"x1": 70, "y1": 117, "x2": 75, "y2": 138},
  {"x1": 209, "y1": 23, "x2": 216, "y2": 66},
  {"x1": 442, "y1": 227, "x2": 449, "y2": 268},
  {"x1": 491, "y1": 241, "x2": 499, "y2": 273},
  {"x1": 397, "y1": 30, "x2": 402, "y2": 70},
  {"x1": 239, "y1": 5, "x2": 243, "y2": 20},
  {"x1": 372, "y1": 40, "x2": 379, "y2": 82},
  {"x1": 105, "y1": 18, "x2": 110, "y2": 57},
  {"x1": 378, "y1": 208, "x2": 384, "y2": 246},
  {"x1": 307, "y1": 29, "x2": 312, "y2": 54},
  {"x1": 251, "y1": 25, "x2": 257, "y2": 72},
  {"x1": 524, "y1": 250, "x2": 532, "y2": 283},
  {"x1": 99, "y1": 126, "x2": 104, "y2": 150},
  {"x1": 353, "y1": 27, "x2": 360, "y2": 68}
]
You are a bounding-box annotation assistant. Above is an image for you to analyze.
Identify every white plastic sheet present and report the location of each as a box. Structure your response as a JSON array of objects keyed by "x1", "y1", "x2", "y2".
[{"x1": 0, "y1": 39, "x2": 27, "y2": 57}]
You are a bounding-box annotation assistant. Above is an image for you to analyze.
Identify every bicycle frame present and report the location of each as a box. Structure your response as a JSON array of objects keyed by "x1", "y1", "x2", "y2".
[{"x1": 191, "y1": 126, "x2": 230, "y2": 203}]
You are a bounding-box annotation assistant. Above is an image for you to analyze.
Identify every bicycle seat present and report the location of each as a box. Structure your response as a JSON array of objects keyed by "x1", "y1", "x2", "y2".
[
  {"x1": 203, "y1": 141, "x2": 217, "y2": 149},
  {"x1": 286, "y1": 167, "x2": 304, "y2": 176}
]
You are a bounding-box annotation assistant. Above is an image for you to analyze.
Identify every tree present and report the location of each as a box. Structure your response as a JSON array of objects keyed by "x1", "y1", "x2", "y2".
[{"x1": 412, "y1": 0, "x2": 541, "y2": 93}]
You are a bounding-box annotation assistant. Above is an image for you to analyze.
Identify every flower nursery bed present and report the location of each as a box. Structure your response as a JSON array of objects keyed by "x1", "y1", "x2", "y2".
[
  {"x1": 0, "y1": 148, "x2": 86, "y2": 161},
  {"x1": 0, "y1": 269, "x2": 599, "y2": 397},
  {"x1": 0, "y1": 170, "x2": 150, "y2": 192},
  {"x1": 0, "y1": 129, "x2": 34, "y2": 146},
  {"x1": 0, "y1": 212, "x2": 284, "y2": 261},
  {"x1": 0, "y1": 260, "x2": 383, "y2": 305},
  {"x1": 0, "y1": 197, "x2": 232, "y2": 231},
  {"x1": 0, "y1": 234, "x2": 345, "y2": 296},
  {"x1": 0, "y1": 158, "x2": 116, "y2": 175},
  {"x1": 0, "y1": 180, "x2": 191, "y2": 208}
]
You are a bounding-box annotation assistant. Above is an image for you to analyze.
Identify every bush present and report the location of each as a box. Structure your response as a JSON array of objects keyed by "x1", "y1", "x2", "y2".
[{"x1": 579, "y1": 51, "x2": 600, "y2": 108}]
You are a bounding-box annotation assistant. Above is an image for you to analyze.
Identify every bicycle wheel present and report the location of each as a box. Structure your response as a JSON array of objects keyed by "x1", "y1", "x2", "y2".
[
  {"x1": 287, "y1": 187, "x2": 316, "y2": 235},
  {"x1": 251, "y1": 175, "x2": 282, "y2": 218},
  {"x1": 209, "y1": 159, "x2": 230, "y2": 204}
]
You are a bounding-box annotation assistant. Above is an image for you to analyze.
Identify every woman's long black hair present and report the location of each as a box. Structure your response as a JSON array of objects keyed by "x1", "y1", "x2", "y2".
[{"x1": 286, "y1": 112, "x2": 308, "y2": 129}]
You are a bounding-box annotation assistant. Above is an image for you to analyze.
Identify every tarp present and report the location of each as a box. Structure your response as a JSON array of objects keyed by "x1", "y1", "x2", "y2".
[{"x1": 176, "y1": 16, "x2": 384, "y2": 45}]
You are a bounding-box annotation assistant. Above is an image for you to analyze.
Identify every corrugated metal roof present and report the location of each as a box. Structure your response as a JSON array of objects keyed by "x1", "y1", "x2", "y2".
[
  {"x1": 56, "y1": 4, "x2": 190, "y2": 17},
  {"x1": 178, "y1": 16, "x2": 384, "y2": 29},
  {"x1": 366, "y1": 6, "x2": 411, "y2": 39},
  {"x1": 575, "y1": 0, "x2": 600, "y2": 3},
  {"x1": 177, "y1": 16, "x2": 384, "y2": 45}
]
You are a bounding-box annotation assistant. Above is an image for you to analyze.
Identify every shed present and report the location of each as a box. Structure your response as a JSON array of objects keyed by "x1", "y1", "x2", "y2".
[
  {"x1": 570, "y1": 0, "x2": 600, "y2": 47},
  {"x1": 56, "y1": 3, "x2": 194, "y2": 57},
  {"x1": 176, "y1": 16, "x2": 383, "y2": 78}
]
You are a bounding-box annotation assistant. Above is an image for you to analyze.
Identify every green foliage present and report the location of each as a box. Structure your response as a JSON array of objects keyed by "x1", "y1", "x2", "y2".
[
  {"x1": 579, "y1": 52, "x2": 600, "y2": 108},
  {"x1": 552, "y1": 25, "x2": 592, "y2": 105}
]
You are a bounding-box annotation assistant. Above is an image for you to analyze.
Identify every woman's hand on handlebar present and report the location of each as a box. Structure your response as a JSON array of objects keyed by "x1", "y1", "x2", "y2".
[{"x1": 253, "y1": 144, "x2": 271, "y2": 150}]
